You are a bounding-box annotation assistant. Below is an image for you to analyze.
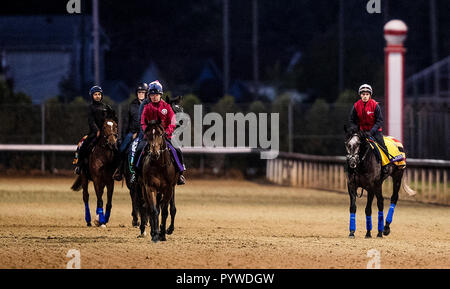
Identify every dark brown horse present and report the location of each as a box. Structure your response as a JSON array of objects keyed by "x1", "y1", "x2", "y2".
[
  {"x1": 71, "y1": 118, "x2": 119, "y2": 227},
  {"x1": 140, "y1": 119, "x2": 178, "y2": 242},
  {"x1": 344, "y1": 127, "x2": 415, "y2": 239}
]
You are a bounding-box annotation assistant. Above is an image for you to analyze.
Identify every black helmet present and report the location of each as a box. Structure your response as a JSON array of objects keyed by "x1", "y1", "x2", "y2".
[
  {"x1": 135, "y1": 82, "x2": 149, "y2": 95},
  {"x1": 89, "y1": 85, "x2": 103, "y2": 100},
  {"x1": 147, "y1": 80, "x2": 163, "y2": 95}
]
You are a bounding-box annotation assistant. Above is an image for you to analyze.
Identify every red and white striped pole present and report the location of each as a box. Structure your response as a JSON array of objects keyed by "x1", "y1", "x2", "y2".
[{"x1": 384, "y1": 20, "x2": 408, "y2": 142}]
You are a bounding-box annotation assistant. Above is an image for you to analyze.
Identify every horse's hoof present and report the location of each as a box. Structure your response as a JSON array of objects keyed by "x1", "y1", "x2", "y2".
[
  {"x1": 365, "y1": 232, "x2": 372, "y2": 239},
  {"x1": 151, "y1": 237, "x2": 159, "y2": 243},
  {"x1": 383, "y1": 225, "x2": 391, "y2": 236},
  {"x1": 349, "y1": 231, "x2": 355, "y2": 239},
  {"x1": 94, "y1": 215, "x2": 100, "y2": 226},
  {"x1": 167, "y1": 227, "x2": 174, "y2": 235},
  {"x1": 132, "y1": 220, "x2": 139, "y2": 227},
  {"x1": 137, "y1": 232, "x2": 147, "y2": 238},
  {"x1": 87, "y1": 223, "x2": 92, "y2": 227},
  {"x1": 159, "y1": 234, "x2": 167, "y2": 241},
  {"x1": 100, "y1": 224, "x2": 106, "y2": 228},
  {"x1": 377, "y1": 232, "x2": 383, "y2": 238}
]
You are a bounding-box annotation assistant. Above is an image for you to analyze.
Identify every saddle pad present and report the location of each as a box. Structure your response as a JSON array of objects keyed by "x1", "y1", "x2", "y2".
[
  {"x1": 73, "y1": 135, "x2": 88, "y2": 165},
  {"x1": 77, "y1": 135, "x2": 88, "y2": 149},
  {"x1": 368, "y1": 136, "x2": 406, "y2": 167}
]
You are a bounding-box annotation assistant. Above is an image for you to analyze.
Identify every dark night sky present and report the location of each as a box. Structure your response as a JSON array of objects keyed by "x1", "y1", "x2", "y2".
[{"x1": 2, "y1": 0, "x2": 449, "y2": 101}]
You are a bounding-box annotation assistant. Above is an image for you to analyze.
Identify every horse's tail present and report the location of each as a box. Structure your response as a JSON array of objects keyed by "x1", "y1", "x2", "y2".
[
  {"x1": 402, "y1": 179, "x2": 416, "y2": 196},
  {"x1": 71, "y1": 175, "x2": 83, "y2": 191}
]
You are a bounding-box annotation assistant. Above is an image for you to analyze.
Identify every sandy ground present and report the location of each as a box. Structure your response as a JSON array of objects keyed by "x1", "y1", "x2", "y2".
[{"x1": 0, "y1": 176, "x2": 449, "y2": 269}]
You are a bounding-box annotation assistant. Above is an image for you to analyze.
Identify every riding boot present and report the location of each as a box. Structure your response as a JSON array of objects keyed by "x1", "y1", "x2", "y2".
[
  {"x1": 174, "y1": 146, "x2": 186, "y2": 185},
  {"x1": 112, "y1": 159, "x2": 123, "y2": 181},
  {"x1": 74, "y1": 148, "x2": 84, "y2": 175}
]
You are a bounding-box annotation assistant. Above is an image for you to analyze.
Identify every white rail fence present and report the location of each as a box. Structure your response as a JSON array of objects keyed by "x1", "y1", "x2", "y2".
[
  {"x1": 1, "y1": 145, "x2": 448, "y2": 205},
  {"x1": 267, "y1": 152, "x2": 450, "y2": 206},
  {"x1": 0, "y1": 144, "x2": 262, "y2": 173}
]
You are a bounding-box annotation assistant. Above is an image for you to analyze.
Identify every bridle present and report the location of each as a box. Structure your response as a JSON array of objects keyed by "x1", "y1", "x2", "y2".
[
  {"x1": 345, "y1": 132, "x2": 371, "y2": 198},
  {"x1": 345, "y1": 133, "x2": 360, "y2": 169},
  {"x1": 146, "y1": 126, "x2": 170, "y2": 166},
  {"x1": 100, "y1": 121, "x2": 118, "y2": 150}
]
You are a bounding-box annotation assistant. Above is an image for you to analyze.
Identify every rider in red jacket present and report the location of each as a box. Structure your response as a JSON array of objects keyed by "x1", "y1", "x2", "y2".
[
  {"x1": 141, "y1": 98, "x2": 175, "y2": 137},
  {"x1": 349, "y1": 84, "x2": 388, "y2": 154},
  {"x1": 132, "y1": 81, "x2": 186, "y2": 185}
]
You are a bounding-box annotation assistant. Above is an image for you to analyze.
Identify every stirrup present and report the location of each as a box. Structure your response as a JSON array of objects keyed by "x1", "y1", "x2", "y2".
[
  {"x1": 177, "y1": 175, "x2": 186, "y2": 185},
  {"x1": 74, "y1": 166, "x2": 81, "y2": 175},
  {"x1": 130, "y1": 173, "x2": 137, "y2": 185}
]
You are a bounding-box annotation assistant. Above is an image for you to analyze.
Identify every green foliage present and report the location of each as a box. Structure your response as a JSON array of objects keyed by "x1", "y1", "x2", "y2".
[
  {"x1": 71, "y1": 96, "x2": 87, "y2": 105},
  {"x1": 335, "y1": 89, "x2": 357, "y2": 104},
  {"x1": 248, "y1": 100, "x2": 267, "y2": 114},
  {"x1": 0, "y1": 80, "x2": 12, "y2": 104},
  {"x1": 182, "y1": 93, "x2": 201, "y2": 118},
  {"x1": 101, "y1": 95, "x2": 115, "y2": 106},
  {"x1": 212, "y1": 94, "x2": 237, "y2": 117}
]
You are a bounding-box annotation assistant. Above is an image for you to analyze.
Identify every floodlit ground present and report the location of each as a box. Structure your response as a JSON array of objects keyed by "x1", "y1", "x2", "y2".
[{"x1": 0, "y1": 177, "x2": 448, "y2": 269}]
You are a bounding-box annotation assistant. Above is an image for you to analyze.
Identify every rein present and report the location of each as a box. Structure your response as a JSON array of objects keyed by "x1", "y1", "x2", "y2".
[
  {"x1": 346, "y1": 133, "x2": 371, "y2": 198},
  {"x1": 146, "y1": 135, "x2": 170, "y2": 168}
]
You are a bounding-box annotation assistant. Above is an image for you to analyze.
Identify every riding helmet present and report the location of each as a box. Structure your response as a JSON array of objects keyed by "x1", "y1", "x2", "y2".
[
  {"x1": 147, "y1": 80, "x2": 163, "y2": 95},
  {"x1": 358, "y1": 84, "x2": 373, "y2": 95},
  {"x1": 89, "y1": 85, "x2": 103, "y2": 99},
  {"x1": 135, "y1": 82, "x2": 149, "y2": 95}
]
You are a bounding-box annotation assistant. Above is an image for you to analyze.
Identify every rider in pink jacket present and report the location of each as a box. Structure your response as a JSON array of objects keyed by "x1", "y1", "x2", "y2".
[{"x1": 132, "y1": 80, "x2": 185, "y2": 185}]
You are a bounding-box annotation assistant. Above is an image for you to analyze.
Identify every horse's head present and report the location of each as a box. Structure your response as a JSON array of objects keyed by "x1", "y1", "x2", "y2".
[
  {"x1": 102, "y1": 119, "x2": 119, "y2": 150},
  {"x1": 144, "y1": 119, "x2": 166, "y2": 160},
  {"x1": 344, "y1": 126, "x2": 364, "y2": 169}
]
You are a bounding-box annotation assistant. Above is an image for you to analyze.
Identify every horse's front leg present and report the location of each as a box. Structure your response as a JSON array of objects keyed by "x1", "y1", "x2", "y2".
[
  {"x1": 145, "y1": 186, "x2": 160, "y2": 243},
  {"x1": 94, "y1": 181, "x2": 106, "y2": 227},
  {"x1": 81, "y1": 173, "x2": 91, "y2": 227},
  {"x1": 130, "y1": 186, "x2": 139, "y2": 227},
  {"x1": 167, "y1": 188, "x2": 176, "y2": 235},
  {"x1": 375, "y1": 186, "x2": 384, "y2": 238},
  {"x1": 137, "y1": 184, "x2": 147, "y2": 238},
  {"x1": 159, "y1": 201, "x2": 169, "y2": 241},
  {"x1": 159, "y1": 188, "x2": 174, "y2": 241},
  {"x1": 348, "y1": 179, "x2": 357, "y2": 238},
  {"x1": 104, "y1": 180, "x2": 114, "y2": 224},
  {"x1": 365, "y1": 191, "x2": 375, "y2": 238}
]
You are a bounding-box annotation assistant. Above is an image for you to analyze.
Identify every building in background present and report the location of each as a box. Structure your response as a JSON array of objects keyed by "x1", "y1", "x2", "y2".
[{"x1": 0, "y1": 15, "x2": 109, "y2": 104}]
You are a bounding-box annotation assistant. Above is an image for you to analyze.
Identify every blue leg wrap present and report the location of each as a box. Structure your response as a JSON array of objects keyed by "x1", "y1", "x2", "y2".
[
  {"x1": 386, "y1": 204, "x2": 395, "y2": 224},
  {"x1": 366, "y1": 216, "x2": 372, "y2": 231},
  {"x1": 378, "y1": 211, "x2": 384, "y2": 231},
  {"x1": 97, "y1": 207, "x2": 105, "y2": 224},
  {"x1": 84, "y1": 203, "x2": 91, "y2": 224},
  {"x1": 349, "y1": 213, "x2": 356, "y2": 232}
]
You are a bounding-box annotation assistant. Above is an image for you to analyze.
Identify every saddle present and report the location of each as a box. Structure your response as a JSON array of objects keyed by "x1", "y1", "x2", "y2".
[{"x1": 367, "y1": 136, "x2": 406, "y2": 168}]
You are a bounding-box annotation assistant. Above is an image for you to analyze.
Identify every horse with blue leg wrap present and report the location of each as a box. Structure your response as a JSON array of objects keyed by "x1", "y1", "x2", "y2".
[
  {"x1": 71, "y1": 118, "x2": 119, "y2": 227},
  {"x1": 344, "y1": 126, "x2": 415, "y2": 239}
]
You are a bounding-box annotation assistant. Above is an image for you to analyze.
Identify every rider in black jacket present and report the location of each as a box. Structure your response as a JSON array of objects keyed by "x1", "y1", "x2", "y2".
[
  {"x1": 113, "y1": 83, "x2": 149, "y2": 180},
  {"x1": 75, "y1": 86, "x2": 117, "y2": 175}
]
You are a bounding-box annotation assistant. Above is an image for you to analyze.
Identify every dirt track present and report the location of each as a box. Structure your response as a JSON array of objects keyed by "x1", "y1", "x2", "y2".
[{"x1": 0, "y1": 177, "x2": 449, "y2": 269}]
